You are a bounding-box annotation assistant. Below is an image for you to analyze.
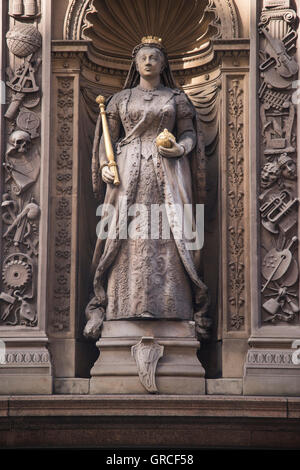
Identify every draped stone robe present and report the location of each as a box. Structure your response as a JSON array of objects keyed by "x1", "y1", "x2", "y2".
[{"x1": 89, "y1": 85, "x2": 207, "y2": 322}]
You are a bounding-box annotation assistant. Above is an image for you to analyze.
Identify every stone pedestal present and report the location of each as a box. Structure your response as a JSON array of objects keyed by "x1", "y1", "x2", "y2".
[
  {"x1": 90, "y1": 320, "x2": 205, "y2": 395},
  {"x1": 0, "y1": 339, "x2": 52, "y2": 395}
]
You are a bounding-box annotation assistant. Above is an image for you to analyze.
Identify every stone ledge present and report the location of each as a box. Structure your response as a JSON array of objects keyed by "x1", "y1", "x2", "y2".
[
  {"x1": 287, "y1": 399, "x2": 300, "y2": 419},
  {"x1": 0, "y1": 396, "x2": 300, "y2": 448},
  {"x1": 54, "y1": 379, "x2": 90, "y2": 395},
  {"x1": 0, "y1": 395, "x2": 291, "y2": 418},
  {"x1": 0, "y1": 399, "x2": 8, "y2": 417},
  {"x1": 206, "y1": 379, "x2": 243, "y2": 395}
]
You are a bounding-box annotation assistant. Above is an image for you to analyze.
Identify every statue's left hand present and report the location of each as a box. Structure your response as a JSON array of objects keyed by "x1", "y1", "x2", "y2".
[{"x1": 158, "y1": 141, "x2": 185, "y2": 158}]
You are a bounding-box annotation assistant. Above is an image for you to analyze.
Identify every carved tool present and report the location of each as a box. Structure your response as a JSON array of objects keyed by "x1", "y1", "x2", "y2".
[
  {"x1": 4, "y1": 92, "x2": 25, "y2": 120},
  {"x1": 3, "y1": 200, "x2": 40, "y2": 246},
  {"x1": 6, "y1": 54, "x2": 40, "y2": 94},
  {"x1": 262, "y1": 236, "x2": 297, "y2": 292},
  {"x1": 96, "y1": 95, "x2": 120, "y2": 186},
  {"x1": 1, "y1": 194, "x2": 17, "y2": 226}
]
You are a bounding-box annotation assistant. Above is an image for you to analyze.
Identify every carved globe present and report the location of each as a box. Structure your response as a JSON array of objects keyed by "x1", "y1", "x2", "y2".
[
  {"x1": 6, "y1": 24, "x2": 42, "y2": 58},
  {"x1": 156, "y1": 129, "x2": 175, "y2": 148}
]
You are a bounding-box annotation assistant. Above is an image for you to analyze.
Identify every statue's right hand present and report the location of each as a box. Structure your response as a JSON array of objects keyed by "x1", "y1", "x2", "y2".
[{"x1": 102, "y1": 165, "x2": 115, "y2": 184}]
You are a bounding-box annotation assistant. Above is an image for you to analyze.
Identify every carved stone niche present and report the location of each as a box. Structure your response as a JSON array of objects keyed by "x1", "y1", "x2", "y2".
[{"x1": 48, "y1": 0, "x2": 253, "y2": 395}]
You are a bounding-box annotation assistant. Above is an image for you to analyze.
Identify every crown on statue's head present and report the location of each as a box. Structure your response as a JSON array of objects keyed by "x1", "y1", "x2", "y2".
[
  {"x1": 141, "y1": 36, "x2": 163, "y2": 46},
  {"x1": 132, "y1": 36, "x2": 165, "y2": 57}
]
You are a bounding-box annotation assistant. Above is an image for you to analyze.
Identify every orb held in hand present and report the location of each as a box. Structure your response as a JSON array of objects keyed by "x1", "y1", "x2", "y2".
[{"x1": 156, "y1": 128, "x2": 176, "y2": 148}]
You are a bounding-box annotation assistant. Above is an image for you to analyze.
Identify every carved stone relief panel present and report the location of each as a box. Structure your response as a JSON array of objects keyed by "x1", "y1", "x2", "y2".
[
  {"x1": 1, "y1": 14, "x2": 42, "y2": 328},
  {"x1": 258, "y1": 0, "x2": 299, "y2": 325},
  {"x1": 226, "y1": 78, "x2": 246, "y2": 331},
  {"x1": 220, "y1": 73, "x2": 249, "y2": 337},
  {"x1": 9, "y1": 0, "x2": 41, "y2": 19},
  {"x1": 49, "y1": 76, "x2": 74, "y2": 334}
]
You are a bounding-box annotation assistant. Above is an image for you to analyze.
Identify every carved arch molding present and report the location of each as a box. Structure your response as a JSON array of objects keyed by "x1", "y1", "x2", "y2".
[{"x1": 64, "y1": 0, "x2": 239, "y2": 41}]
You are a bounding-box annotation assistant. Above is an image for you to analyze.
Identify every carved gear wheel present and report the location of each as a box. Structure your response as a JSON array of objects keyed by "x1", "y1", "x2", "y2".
[{"x1": 2, "y1": 260, "x2": 31, "y2": 289}]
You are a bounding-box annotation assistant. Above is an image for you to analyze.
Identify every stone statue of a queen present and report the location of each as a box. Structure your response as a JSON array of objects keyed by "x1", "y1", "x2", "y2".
[{"x1": 84, "y1": 36, "x2": 210, "y2": 342}]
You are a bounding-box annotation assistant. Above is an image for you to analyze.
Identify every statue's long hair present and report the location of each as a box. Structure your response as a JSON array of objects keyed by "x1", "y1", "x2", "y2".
[{"x1": 123, "y1": 42, "x2": 177, "y2": 89}]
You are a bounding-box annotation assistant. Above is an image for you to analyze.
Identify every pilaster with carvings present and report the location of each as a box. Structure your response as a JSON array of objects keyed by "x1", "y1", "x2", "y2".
[
  {"x1": 1, "y1": 3, "x2": 42, "y2": 329},
  {"x1": 219, "y1": 57, "x2": 250, "y2": 334},
  {"x1": 243, "y1": 0, "x2": 300, "y2": 396},
  {"x1": 50, "y1": 57, "x2": 78, "y2": 336},
  {"x1": 258, "y1": 1, "x2": 299, "y2": 326},
  {"x1": 215, "y1": 43, "x2": 250, "y2": 377},
  {"x1": 0, "y1": 0, "x2": 52, "y2": 394},
  {"x1": 49, "y1": 44, "x2": 94, "y2": 378}
]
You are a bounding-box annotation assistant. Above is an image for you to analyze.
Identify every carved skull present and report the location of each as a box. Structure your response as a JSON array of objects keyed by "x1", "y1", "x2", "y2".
[{"x1": 8, "y1": 130, "x2": 31, "y2": 154}]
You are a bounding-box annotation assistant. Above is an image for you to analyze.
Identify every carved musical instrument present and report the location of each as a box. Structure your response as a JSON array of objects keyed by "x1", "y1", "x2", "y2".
[{"x1": 259, "y1": 27, "x2": 298, "y2": 78}]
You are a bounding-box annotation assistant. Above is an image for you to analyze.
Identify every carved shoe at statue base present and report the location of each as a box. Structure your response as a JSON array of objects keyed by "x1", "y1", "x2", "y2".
[{"x1": 89, "y1": 320, "x2": 205, "y2": 395}]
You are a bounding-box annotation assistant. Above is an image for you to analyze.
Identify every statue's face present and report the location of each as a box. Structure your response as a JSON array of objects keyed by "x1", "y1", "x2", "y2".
[
  {"x1": 281, "y1": 160, "x2": 297, "y2": 180},
  {"x1": 135, "y1": 47, "x2": 165, "y2": 79},
  {"x1": 261, "y1": 162, "x2": 280, "y2": 188}
]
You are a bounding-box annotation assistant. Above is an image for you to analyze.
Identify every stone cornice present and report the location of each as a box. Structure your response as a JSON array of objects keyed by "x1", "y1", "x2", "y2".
[
  {"x1": 51, "y1": 39, "x2": 250, "y2": 78},
  {"x1": 0, "y1": 395, "x2": 295, "y2": 418}
]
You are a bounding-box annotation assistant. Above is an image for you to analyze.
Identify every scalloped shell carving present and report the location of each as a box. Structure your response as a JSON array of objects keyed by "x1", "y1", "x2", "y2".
[{"x1": 82, "y1": 0, "x2": 217, "y2": 59}]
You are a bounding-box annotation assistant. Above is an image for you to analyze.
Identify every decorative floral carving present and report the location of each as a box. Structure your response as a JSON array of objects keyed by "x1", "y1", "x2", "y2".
[
  {"x1": 246, "y1": 349, "x2": 300, "y2": 368},
  {"x1": 226, "y1": 79, "x2": 245, "y2": 330},
  {"x1": 50, "y1": 77, "x2": 74, "y2": 333}
]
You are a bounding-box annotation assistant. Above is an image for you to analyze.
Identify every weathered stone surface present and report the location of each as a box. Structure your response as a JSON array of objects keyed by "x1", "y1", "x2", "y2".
[
  {"x1": 1, "y1": 396, "x2": 298, "y2": 448},
  {"x1": 6, "y1": 395, "x2": 288, "y2": 418},
  {"x1": 287, "y1": 399, "x2": 300, "y2": 419},
  {"x1": 206, "y1": 379, "x2": 243, "y2": 395},
  {"x1": 0, "y1": 377, "x2": 52, "y2": 396},
  {"x1": 54, "y1": 379, "x2": 89, "y2": 395},
  {"x1": 222, "y1": 339, "x2": 249, "y2": 378},
  {"x1": 243, "y1": 348, "x2": 300, "y2": 396},
  {"x1": 0, "y1": 398, "x2": 8, "y2": 417}
]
